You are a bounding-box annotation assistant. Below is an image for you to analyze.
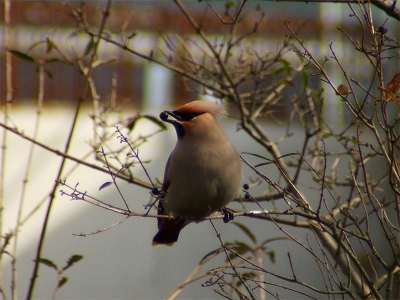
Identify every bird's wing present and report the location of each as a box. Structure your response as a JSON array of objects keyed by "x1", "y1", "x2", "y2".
[
  {"x1": 157, "y1": 154, "x2": 172, "y2": 229},
  {"x1": 156, "y1": 198, "x2": 165, "y2": 230},
  {"x1": 161, "y1": 154, "x2": 172, "y2": 193}
]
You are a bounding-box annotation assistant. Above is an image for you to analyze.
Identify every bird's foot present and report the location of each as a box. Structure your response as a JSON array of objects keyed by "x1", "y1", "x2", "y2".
[
  {"x1": 174, "y1": 213, "x2": 187, "y2": 225},
  {"x1": 221, "y1": 208, "x2": 235, "y2": 223}
]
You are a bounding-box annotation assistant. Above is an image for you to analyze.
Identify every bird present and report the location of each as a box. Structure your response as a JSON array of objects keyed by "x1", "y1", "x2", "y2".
[{"x1": 152, "y1": 100, "x2": 242, "y2": 246}]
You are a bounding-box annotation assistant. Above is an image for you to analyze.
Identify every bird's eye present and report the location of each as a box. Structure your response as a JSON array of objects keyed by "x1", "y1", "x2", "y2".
[{"x1": 159, "y1": 111, "x2": 169, "y2": 121}]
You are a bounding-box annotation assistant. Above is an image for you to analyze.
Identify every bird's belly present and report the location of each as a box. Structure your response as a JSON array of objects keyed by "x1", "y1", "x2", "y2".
[
  {"x1": 162, "y1": 140, "x2": 240, "y2": 220},
  {"x1": 162, "y1": 175, "x2": 228, "y2": 219}
]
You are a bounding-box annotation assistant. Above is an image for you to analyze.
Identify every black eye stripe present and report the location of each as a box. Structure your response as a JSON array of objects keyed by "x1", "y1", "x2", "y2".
[
  {"x1": 160, "y1": 110, "x2": 205, "y2": 123},
  {"x1": 180, "y1": 113, "x2": 201, "y2": 121},
  {"x1": 171, "y1": 110, "x2": 202, "y2": 121}
]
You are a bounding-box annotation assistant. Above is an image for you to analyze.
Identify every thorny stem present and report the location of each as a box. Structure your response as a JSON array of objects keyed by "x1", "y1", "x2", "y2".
[
  {"x1": 166, "y1": 251, "x2": 246, "y2": 300},
  {"x1": 274, "y1": 0, "x2": 400, "y2": 20},
  {"x1": 25, "y1": 1, "x2": 113, "y2": 299},
  {"x1": 115, "y1": 126, "x2": 155, "y2": 187},
  {"x1": 1, "y1": 0, "x2": 12, "y2": 298},
  {"x1": 283, "y1": 16, "x2": 398, "y2": 298},
  {"x1": 0, "y1": 122, "x2": 152, "y2": 189},
  {"x1": 11, "y1": 64, "x2": 45, "y2": 300},
  {"x1": 175, "y1": 0, "x2": 306, "y2": 201},
  {"x1": 99, "y1": 147, "x2": 130, "y2": 212},
  {"x1": 209, "y1": 220, "x2": 256, "y2": 300},
  {"x1": 7, "y1": 1, "x2": 396, "y2": 299}
]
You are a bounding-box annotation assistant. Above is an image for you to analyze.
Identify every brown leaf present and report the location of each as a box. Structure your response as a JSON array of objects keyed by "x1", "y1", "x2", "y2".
[
  {"x1": 377, "y1": 86, "x2": 400, "y2": 111},
  {"x1": 376, "y1": 74, "x2": 400, "y2": 112},
  {"x1": 386, "y1": 73, "x2": 400, "y2": 95},
  {"x1": 337, "y1": 84, "x2": 351, "y2": 96}
]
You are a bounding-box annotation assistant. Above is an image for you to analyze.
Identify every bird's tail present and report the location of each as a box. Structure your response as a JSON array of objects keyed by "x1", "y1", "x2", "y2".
[{"x1": 152, "y1": 219, "x2": 185, "y2": 247}]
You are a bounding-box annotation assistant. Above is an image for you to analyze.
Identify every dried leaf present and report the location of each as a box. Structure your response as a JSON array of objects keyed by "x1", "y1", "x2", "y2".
[
  {"x1": 265, "y1": 249, "x2": 276, "y2": 263},
  {"x1": 235, "y1": 271, "x2": 256, "y2": 287},
  {"x1": 9, "y1": 50, "x2": 35, "y2": 63},
  {"x1": 377, "y1": 80, "x2": 400, "y2": 111},
  {"x1": 200, "y1": 248, "x2": 223, "y2": 263},
  {"x1": 99, "y1": 182, "x2": 112, "y2": 191},
  {"x1": 377, "y1": 74, "x2": 400, "y2": 111},
  {"x1": 46, "y1": 39, "x2": 54, "y2": 53},
  {"x1": 336, "y1": 84, "x2": 351, "y2": 96},
  {"x1": 386, "y1": 73, "x2": 400, "y2": 95},
  {"x1": 280, "y1": 59, "x2": 292, "y2": 76},
  {"x1": 63, "y1": 254, "x2": 84, "y2": 271},
  {"x1": 58, "y1": 277, "x2": 68, "y2": 288},
  {"x1": 43, "y1": 68, "x2": 53, "y2": 79},
  {"x1": 38, "y1": 258, "x2": 58, "y2": 270},
  {"x1": 84, "y1": 38, "x2": 95, "y2": 56},
  {"x1": 45, "y1": 58, "x2": 61, "y2": 63},
  {"x1": 231, "y1": 222, "x2": 257, "y2": 244},
  {"x1": 226, "y1": 241, "x2": 254, "y2": 260}
]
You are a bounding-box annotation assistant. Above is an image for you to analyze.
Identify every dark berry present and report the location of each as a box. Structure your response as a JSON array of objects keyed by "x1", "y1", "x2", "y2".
[
  {"x1": 159, "y1": 111, "x2": 169, "y2": 121},
  {"x1": 151, "y1": 187, "x2": 160, "y2": 195},
  {"x1": 378, "y1": 26, "x2": 388, "y2": 34}
]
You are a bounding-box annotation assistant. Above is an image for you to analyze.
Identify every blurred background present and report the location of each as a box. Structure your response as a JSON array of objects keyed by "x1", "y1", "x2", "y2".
[{"x1": 0, "y1": 1, "x2": 398, "y2": 299}]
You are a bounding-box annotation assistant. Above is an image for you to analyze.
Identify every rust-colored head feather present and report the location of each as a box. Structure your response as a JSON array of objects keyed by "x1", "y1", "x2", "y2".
[{"x1": 175, "y1": 101, "x2": 226, "y2": 117}]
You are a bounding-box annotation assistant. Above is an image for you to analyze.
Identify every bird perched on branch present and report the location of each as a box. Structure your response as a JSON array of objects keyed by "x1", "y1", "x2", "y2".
[{"x1": 152, "y1": 100, "x2": 242, "y2": 246}]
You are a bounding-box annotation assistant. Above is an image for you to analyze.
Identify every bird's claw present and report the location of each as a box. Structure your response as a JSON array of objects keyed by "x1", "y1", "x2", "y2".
[
  {"x1": 174, "y1": 213, "x2": 187, "y2": 225},
  {"x1": 221, "y1": 208, "x2": 234, "y2": 223}
]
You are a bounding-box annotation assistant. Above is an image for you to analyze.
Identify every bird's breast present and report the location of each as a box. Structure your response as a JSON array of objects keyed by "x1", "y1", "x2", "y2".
[{"x1": 162, "y1": 138, "x2": 241, "y2": 219}]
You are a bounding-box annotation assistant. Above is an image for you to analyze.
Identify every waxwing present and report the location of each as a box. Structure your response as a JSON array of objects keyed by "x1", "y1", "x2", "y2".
[{"x1": 152, "y1": 101, "x2": 242, "y2": 246}]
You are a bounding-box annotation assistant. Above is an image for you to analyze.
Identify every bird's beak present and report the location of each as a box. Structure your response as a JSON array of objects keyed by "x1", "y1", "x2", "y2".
[
  {"x1": 160, "y1": 110, "x2": 178, "y2": 125},
  {"x1": 159, "y1": 110, "x2": 189, "y2": 137},
  {"x1": 159, "y1": 110, "x2": 186, "y2": 125},
  {"x1": 160, "y1": 110, "x2": 181, "y2": 122}
]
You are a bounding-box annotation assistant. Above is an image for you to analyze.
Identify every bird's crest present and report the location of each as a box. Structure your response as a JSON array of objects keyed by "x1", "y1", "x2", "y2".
[{"x1": 175, "y1": 101, "x2": 226, "y2": 117}]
